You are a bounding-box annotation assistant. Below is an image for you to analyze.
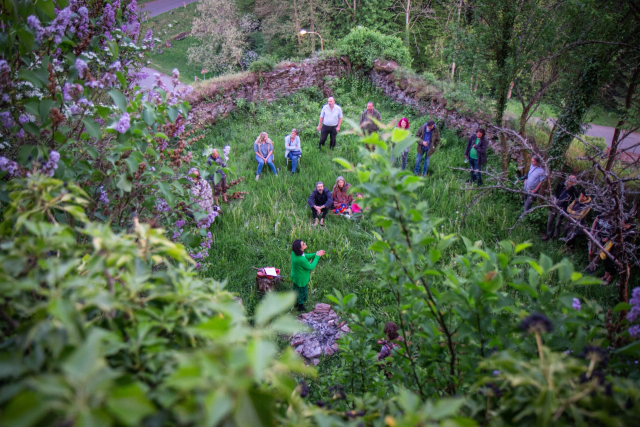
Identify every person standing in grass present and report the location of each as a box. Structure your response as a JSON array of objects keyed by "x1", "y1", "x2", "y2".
[
  {"x1": 542, "y1": 175, "x2": 577, "y2": 241},
  {"x1": 291, "y1": 239, "x2": 325, "y2": 311},
  {"x1": 284, "y1": 128, "x2": 302, "y2": 175},
  {"x1": 359, "y1": 101, "x2": 382, "y2": 151},
  {"x1": 414, "y1": 120, "x2": 441, "y2": 176},
  {"x1": 395, "y1": 117, "x2": 411, "y2": 170},
  {"x1": 317, "y1": 97, "x2": 343, "y2": 150},
  {"x1": 254, "y1": 131, "x2": 277, "y2": 181},
  {"x1": 207, "y1": 149, "x2": 228, "y2": 205},
  {"x1": 522, "y1": 156, "x2": 546, "y2": 214},
  {"x1": 464, "y1": 128, "x2": 488, "y2": 185},
  {"x1": 308, "y1": 181, "x2": 333, "y2": 226}
]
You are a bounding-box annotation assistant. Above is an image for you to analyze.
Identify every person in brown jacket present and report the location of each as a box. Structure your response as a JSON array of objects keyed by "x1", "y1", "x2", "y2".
[
  {"x1": 360, "y1": 102, "x2": 382, "y2": 151},
  {"x1": 414, "y1": 120, "x2": 441, "y2": 176}
]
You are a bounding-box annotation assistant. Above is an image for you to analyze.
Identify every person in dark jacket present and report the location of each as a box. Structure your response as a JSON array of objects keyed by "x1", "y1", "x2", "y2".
[
  {"x1": 464, "y1": 129, "x2": 488, "y2": 185},
  {"x1": 308, "y1": 181, "x2": 333, "y2": 226},
  {"x1": 207, "y1": 149, "x2": 227, "y2": 205},
  {"x1": 414, "y1": 120, "x2": 441, "y2": 176},
  {"x1": 542, "y1": 175, "x2": 578, "y2": 241}
]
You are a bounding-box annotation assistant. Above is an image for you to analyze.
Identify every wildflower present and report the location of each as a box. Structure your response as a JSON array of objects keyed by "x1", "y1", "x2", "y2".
[
  {"x1": 114, "y1": 113, "x2": 130, "y2": 133},
  {"x1": 519, "y1": 313, "x2": 553, "y2": 334},
  {"x1": 76, "y1": 58, "x2": 88, "y2": 78},
  {"x1": 0, "y1": 111, "x2": 15, "y2": 128},
  {"x1": 40, "y1": 150, "x2": 60, "y2": 177},
  {"x1": 579, "y1": 345, "x2": 609, "y2": 366},
  {"x1": 572, "y1": 298, "x2": 581, "y2": 310},
  {"x1": 0, "y1": 59, "x2": 11, "y2": 74},
  {"x1": 155, "y1": 198, "x2": 171, "y2": 212},
  {"x1": 629, "y1": 325, "x2": 640, "y2": 339},
  {"x1": 172, "y1": 68, "x2": 179, "y2": 78},
  {"x1": 493, "y1": 370, "x2": 500, "y2": 376},
  {"x1": 0, "y1": 156, "x2": 20, "y2": 177},
  {"x1": 98, "y1": 186, "x2": 109, "y2": 204}
]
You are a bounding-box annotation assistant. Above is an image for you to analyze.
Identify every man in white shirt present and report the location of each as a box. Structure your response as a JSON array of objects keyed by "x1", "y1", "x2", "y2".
[
  {"x1": 317, "y1": 97, "x2": 343, "y2": 149},
  {"x1": 523, "y1": 156, "x2": 546, "y2": 215}
]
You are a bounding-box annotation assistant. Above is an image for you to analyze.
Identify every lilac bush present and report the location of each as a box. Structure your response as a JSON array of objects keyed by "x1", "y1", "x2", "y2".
[{"x1": 628, "y1": 287, "x2": 640, "y2": 339}]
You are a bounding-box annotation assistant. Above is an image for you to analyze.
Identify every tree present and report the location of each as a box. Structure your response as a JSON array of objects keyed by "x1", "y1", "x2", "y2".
[{"x1": 189, "y1": 0, "x2": 248, "y2": 73}]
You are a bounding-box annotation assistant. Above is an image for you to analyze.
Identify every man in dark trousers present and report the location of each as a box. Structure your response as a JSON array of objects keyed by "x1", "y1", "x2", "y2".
[
  {"x1": 360, "y1": 102, "x2": 382, "y2": 150},
  {"x1": 542, "y1": 175, "x2": 578, "y2": 241},
  {"x1": 464, "y1": 128, "x2": 488, "y2": 185},
  {"x1": 308, "y1": 181, "x2": 333, "y2": 227},
  {"x1": 317, "y1": 97, "x2": 343, "y2": 150},
  {"x1": 414, "y1": 120, "x2": 441, "y2": 176}
]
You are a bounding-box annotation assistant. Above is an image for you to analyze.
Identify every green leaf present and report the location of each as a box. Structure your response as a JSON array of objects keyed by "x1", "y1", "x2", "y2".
[
  {"x1": 204, "y1": 390, "x2": 233, "y2": 427},
  {"x1": 117, "y1": 174, "x2": 133, "y2": 192},
  {"x1": 116, "y1": 71, "x2": 127, "y2": 89},
  {"x1": 39, "y1": 99, "x2": 55, "y2": 122},
  {"x1": 124, "y1": 157, "x2": 140, "y2": 174},
  {"x1": 254, "y1": 292, "x2": 296, "y2": 326},
  {"x1": 612, "y1": 302, "x2": 631, "y2": 313},
  {"x1": 108, "y1": 89, "x2": 128, "y2": 113},
  {"x1": 514, "y1": 242, "x2": 532, "y2": 254},
  {"x1": 167, "y1": 106, "x2": 179, "y2": 123},
  {"x1": 142, "y1": 106, "x2": 156, "y2": 126},
  {"x1": 616, "y1": 340, "x2": 640, "y2": 357},
  {"x1": 17, "y1": 69, "x2": 43, "y2": 88},
  {"x1": 106, "y1": 383, "x2": 155, "y2": 426},
  {"x1": 157, "y1": 181, "x2": 176, "y2": 207},
  {"x1": 82, "y1": 118, "x2": 102, "y2": 139},
  {"x1": 0, "y1": 391, "x2": 48, "y2": 427},
  {"x1": 17, "y1": 28, "x2": 35, "y2": 52},
  {"x1": 333, "y1": 157, "x2": 354, "y2": 171}
]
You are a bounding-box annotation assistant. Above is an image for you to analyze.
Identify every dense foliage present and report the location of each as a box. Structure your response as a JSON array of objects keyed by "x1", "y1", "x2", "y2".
[{"x1": 337, "y1": 27, "x2": 411, "y2": 69}]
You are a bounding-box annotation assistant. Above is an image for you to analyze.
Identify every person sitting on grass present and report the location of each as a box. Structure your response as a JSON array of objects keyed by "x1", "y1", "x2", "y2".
[
  {"x1": 377, "y1": 321, "x2": 405, "y2": 362},
  {"x1": 284, "y1": 128, "x2": 302, "y2": 175},
  {"x1": 291, "y1": 239, "x2": 325, "y2": 312},
  {"x1": 308, "y1": 181, "x2": 333, "y2": 227},
  {"x1": 254, "y1": 131, "x2": 277, "y2": 181},
  {"x1": 561, "y1": 192, "x2": 592, "y2": 245},
  {"x1": 332, "y1": 176, "x2": 362, "y2": 216},
  {"x1": 207, "y1": 149, "x2": 228, "y2": 205}
]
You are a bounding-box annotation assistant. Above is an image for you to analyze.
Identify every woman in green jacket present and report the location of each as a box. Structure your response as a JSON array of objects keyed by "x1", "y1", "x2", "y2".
[{"x1": 291, "y1": 239, "x2": 325, "y2": 311}]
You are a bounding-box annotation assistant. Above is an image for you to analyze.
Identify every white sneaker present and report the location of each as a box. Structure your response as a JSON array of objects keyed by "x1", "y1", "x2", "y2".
[
  {"x1": 255, "y1": 175, "x2": 259, "y2": 181},
  {"x1": 344, "y1": 214, "x2": 351, "y2": 219}
]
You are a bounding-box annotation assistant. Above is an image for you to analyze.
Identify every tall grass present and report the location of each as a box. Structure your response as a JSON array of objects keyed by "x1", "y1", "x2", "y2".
[{"x1": 190, "y1": 76, "x2": 622, "y2": 319}]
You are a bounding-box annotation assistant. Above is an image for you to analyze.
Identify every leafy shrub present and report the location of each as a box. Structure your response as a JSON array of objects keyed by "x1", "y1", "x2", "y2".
[
  {"x1": 248, "y1": 55, "x2": 277, "y2": 73},
  {"x1": 337, "y1": 27, "x2": 412, "y2": 69}
]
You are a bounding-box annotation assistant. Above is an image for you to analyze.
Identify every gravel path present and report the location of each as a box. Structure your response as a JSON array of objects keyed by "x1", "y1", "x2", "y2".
[
  {"x1": 584, "y1": 124, "x2": 640, "y2": 155},
  {"x1": 137, "y1": 0, "x2": 199, "y2": 19}
]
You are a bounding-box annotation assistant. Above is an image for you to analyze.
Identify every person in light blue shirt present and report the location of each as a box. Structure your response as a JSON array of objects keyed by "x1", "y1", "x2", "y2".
[
  {"x1": 523, "y1": 156, "x2": 546, "y2": 214},
  {"x1": 284, "y1": 128, "x2": 301, "y2": 174},
  {"x1": 317, "y1": 97, "x2": 343, "y2": 149},
  {"x1": 254, "y1": 132, "x2": 277, "y2": 181}
]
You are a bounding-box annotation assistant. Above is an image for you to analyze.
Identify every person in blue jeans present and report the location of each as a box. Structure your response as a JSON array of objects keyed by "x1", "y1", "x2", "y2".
[
  {"x1": 464, "y1": 128, "x2": 488, "y2": 185},
  {"x1": 254, "y1": 131, "x2": 278, "y2": 181},
  {"x1": 414, "y1": 120, "x2": 441, "y2": 176},
  {"x1": 284, "y1": 128, "x2": 302, "y2": 174}
]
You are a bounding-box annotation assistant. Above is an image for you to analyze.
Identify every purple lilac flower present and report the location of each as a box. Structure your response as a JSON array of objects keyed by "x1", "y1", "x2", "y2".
[
  {"x1": 76, "y1": 7, "x2": 90, "y2": 37},
  {"x1": 223, "y1": 145, "x2": 231, "y2": 162},
  {"x1": 172, "y1": 68, "x2": 180, "y2": 79},
  {"x1": 16, "y1": 129, "x2": 25, "y2": 138},
  {"x1": 26, "y1": 16, "x2": 45, "y2": 41},
  {"x1": 40, "y1": 150, "x2": 60, "y2": 177},
  {"x1": 630, "y1": 325, "x2": 640, "y2": 339},
  {"x1": 76, "y1": 58, "x2": 88, "y2": 78},
  {"x1": 69, "y1": 104, "x2": 82, "y2": 114},
  {"x1": 110, "y1": 61, "x2": 122, "y2": 71},
  {"x1": 1, "y1": 94, "x2": 10, "y2": 103},
  {"x1": 158, "y1": 140, "x2": 168, "y2": 151},
  {"x1": 0, "y1": 59, "x2": 10, "y2": 74},
  {"x1": 572, "y1": 298, "x2": 581, "y2": 310},
  {"x1": 114, "y1": 113, "x2": 130, "y2": 133},
  {"x1": 0, "y1": 156, "x2": 20, "y2": 177},
  {"x1": 125, "y1": 0, "x2": 138, "y2": 25},
  {"x1": 175, "y1": 220, "x2": 186, "y2": 228},
  {"x1": 18, "y1": 114, "x2": 30, "y2": 124},
  {"x1": 62, "y1": 83, "x2": 74, "y2": 101},
  {"x1": 0, "y1": 111, "x2": 15, "y2": 128},
  {"x1": 197, "y1": 211, "x2": 218, "y2": 228},
  {"x1": 156, "y1": 198, "x2": 171, "y2": 212},
  {"x1": 98, "y1": 186, "x2": 109, "y2": 204},
  {"x1": 101, "y1": 4, "x2": 116, "y2": 34},
  {"x1": 77, "y1": 98, "x2": 93, "y2": 107},
  {"x1": 143, "y1": 29, "x2": 155, "y2": 49},
  {"x1": 129, "y1": 22, "x2": 141, "y2": 41}
]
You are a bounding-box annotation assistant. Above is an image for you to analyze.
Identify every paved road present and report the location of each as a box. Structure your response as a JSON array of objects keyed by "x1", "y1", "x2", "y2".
[
  {"x1": 139, "y1": 67, "x2": 187, "y2": 90},
  {"x1": 137, "y1": 0, "x2": 199, "y2": 19},
  {"x1": 584, "y1": 124, "x2": 640, "y2": 155}
]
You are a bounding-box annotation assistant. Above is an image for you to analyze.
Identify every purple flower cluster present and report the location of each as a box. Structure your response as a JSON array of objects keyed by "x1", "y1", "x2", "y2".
[
  {"x1": 158, "y1": 140, "x2": 168, "y2": 151},
  {"x1": 125, "y1": 0, "x2": 138, "y2": 25},
  {"x1": 28, "y1": 7, "x2": 76, "y2": 45},
  {"x1": 196, "y1": 211, "x2": 218, "y2": 229},
  {"x1": 98, "y1": 186, "x2": 109, "y2": 204},
  {"x1": 156, "y1": 198, "x2": 171, "y2": 213},
  {"x1": 0, "y1": 59, "x2": 11, "y2": 74},
  {"x1": 100, "y1": 4, "x2": 116, "y2": 40},
  {"x1": 76, "y1": 58, "x2": 88, "y2": 78},
  {"x1": 628, "y1": 287, "x2": 640, "y2": 339},
  {"x1": 143, "y1": 29, "x2": 155, "y2": 49},
  {"x1": 115, "y1": 113, "x2": 130, "y2": 133},
  {"x1": 572, "y1": 298, "x2": 581, "y2": 310},
  {"x1": 1, "y1": 111, "x2": 15, "y2": 128},
  {"x1": 172, "y1": 219, "x2": 185, "y2": 240},
  {"x1": 223, "y1": 145, "x2": 231, "y2": 162},
  {"x1": 0, "y1": 156, "x2": 20, "y2": 177},
  {"x1": 62, "y1": 83, "x2": 83, "y2": 101},
  {"x1": 40, "y1": 150, "x2": 60, "y2": 177}
]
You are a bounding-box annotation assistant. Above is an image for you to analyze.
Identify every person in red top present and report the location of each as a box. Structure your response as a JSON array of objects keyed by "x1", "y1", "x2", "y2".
[{"x1": 394, "y1": 117, "x2": 411, "y2": 170}]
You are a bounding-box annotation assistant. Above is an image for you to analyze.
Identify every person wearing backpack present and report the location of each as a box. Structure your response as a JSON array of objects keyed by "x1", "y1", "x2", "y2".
[{"x1": 414, "y1": 120, "x2": 441, "y2": 176}]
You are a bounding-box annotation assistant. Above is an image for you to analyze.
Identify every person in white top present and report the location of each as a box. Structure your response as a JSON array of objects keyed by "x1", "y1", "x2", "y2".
[
  {"x1": 317, "y1": 97, "x2": 343, "y2": 149},
  {"x1": 284, "y1": 128, "x2": 301, "y2": 174}
]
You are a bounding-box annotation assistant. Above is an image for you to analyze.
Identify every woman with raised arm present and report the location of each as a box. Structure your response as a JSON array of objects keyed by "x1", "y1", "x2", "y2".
[{"x1": 290, "y1": 239, "x2": 325, "y2": 311}]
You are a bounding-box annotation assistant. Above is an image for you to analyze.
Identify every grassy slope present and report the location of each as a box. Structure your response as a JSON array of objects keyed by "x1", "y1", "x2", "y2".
[{"x1": 190, "y1": 77, "x2": 621, "y2": 319}]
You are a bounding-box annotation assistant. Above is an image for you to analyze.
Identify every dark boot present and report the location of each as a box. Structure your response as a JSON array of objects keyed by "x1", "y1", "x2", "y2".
[{"x1": 296, "y1": 303, "x2": 305, "y2": 312}]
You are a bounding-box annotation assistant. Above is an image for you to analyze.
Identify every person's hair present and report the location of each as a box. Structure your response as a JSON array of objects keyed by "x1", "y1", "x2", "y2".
[
  {"x1": 316, "y1": 181, "x2": 324, "y2": 188},
  {"x1": 384, "y1": 322, "x2": 399, "y2": 340},
  {"x1": 398, "y1": 117, "x2": 410, "y2": 129},
  {"x1": 367, "y1": 101, "x2": 373, "y2": 106},
  {"x1": 291, "y1": 128, "x2": 298, "y2": 135},
  {"x1": 427, "y1": 120, "x2": 435, "y2": 127},
  {"x1": 328, "y1": 97, "x2": 335, "y2": 101},
  {"x1": 335, "y1": 176, "x2": 345, "y2": 186},
  {"x1": 477, "y1": 128, "x2": 486, "y2": 137},
  {"x1": 292, "y1": 239, "x2": 304, "y2": 256},
  {"x1": 532, "y1": 156, "x2": 542, "y2": 164},
  {"x1": 258, "y1": 131, "x2": 268, "y2": 142},
  {"x1": 567, "y1": 175, "x2": 577, "y2": 183}
]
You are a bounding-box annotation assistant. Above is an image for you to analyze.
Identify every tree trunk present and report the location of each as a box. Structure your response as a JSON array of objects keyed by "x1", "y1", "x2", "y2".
[
  {"x1": 294, "y1": 0, "x2": 301, "y2": 46},
  {"x1": 605, "y1": 65, "x2": 639, "y2": 171},
  {"x1": 405, "y1": 0, "x2": 410, "y2": 48},
  {"x1": 450, "y1": 0, "x2": 462, "y2": 81},
  {"x1": 507, "y1": 81, "x2": 515, "y2": 99},
  {"x1": 309, "y1": 0, "x2": 315, "y2": 53}
]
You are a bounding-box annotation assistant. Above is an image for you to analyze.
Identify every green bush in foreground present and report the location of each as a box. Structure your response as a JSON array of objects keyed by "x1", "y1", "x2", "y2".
[{"x1": 337, "y1": 27, "x2": 412, "y2": 69}]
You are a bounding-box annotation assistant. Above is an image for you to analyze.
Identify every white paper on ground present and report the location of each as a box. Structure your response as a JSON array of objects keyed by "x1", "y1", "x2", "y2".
[{"x1": 264, "y1": 267, "x2": 278, "y2": 276}]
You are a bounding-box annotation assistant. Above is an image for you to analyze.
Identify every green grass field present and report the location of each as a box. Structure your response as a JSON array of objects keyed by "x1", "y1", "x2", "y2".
[{"x1": 189, "y1": 77, "x2": 622, "y2": 320}]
